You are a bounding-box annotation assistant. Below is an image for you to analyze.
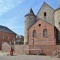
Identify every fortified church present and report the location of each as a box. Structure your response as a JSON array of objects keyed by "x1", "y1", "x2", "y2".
[{"x1": 24, "y1": 2, "x2": 60, "y2": 55}]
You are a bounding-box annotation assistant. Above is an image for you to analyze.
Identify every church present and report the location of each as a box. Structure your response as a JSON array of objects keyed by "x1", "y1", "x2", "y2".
[{"x1": 24, "y1": 2, "x2": 60, "y2": 55}]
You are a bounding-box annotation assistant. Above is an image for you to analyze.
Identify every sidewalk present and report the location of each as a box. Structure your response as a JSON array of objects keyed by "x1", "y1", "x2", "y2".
[
  {"x1": 0, "y1": 51, "x2": 20, "y2": 56},
  {"x1": 0, "y1": 51, "x2": 8, "y2": 56}
]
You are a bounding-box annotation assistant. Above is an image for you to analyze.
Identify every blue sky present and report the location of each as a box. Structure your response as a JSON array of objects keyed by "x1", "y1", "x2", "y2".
[{"x1": 0, "y1": 0, "x2": 60, "y2": 36}]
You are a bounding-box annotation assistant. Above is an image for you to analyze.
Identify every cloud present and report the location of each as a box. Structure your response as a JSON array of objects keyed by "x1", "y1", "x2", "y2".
[{"x1": 0, "y1": 0, "x2": 25, "y2": 16}]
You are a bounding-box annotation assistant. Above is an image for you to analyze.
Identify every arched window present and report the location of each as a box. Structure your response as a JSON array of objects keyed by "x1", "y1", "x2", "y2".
[
  {"x1": 43, "y1": 28, "x2": 47, "y2": 37},
  {"x1": 33, "y1": 30, "x2": 37, "y2": 37}
]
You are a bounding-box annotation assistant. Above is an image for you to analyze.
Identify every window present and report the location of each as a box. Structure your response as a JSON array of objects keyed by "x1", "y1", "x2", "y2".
[
  {"x1": 38, "y1": 24, "x2": 41, "y2": 27},
  {"x1": 33, "y1": 30, "x2": 37, "y2": 37},
  {"x1": 44, "y1": 12, "x2": 46, "y2": 17},
  {"x1": 3, "y1": 35, "x2": 8, "y2": 39},
  {"x1": 43, "y1": 28, "x2": 47, "y2": 37}
]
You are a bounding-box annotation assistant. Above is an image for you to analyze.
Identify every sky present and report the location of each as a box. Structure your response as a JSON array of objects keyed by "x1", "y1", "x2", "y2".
[{"x1": 0, "y1": 0, "x2": 60, "y2": 36}]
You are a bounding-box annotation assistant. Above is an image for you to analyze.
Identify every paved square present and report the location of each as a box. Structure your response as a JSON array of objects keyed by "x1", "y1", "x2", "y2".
[{"x1": 0, "y1": 55, "x2": 60, "y2": 60}]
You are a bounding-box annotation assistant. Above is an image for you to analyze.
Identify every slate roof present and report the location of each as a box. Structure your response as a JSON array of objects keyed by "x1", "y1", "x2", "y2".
[
  {"x1": 25, "y1": 8, "x2": 35, "y2": 16},
  {"x1": 0, "y1": 25, "x2": 16, "y2": 34},
  {"x1": 27, "y1": 8, "x2": 34, "y2": 14}
]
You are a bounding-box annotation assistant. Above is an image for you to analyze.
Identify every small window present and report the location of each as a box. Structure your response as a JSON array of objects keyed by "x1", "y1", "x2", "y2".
[
  {"x1": 44, "y1": 12, "x2": 46, "y2": 16},
  {"x1": 3, "y1": 35, "x2": 8, "y2": 39},
  {"x1": 38, "y1": 24, "x2": 41, "y2": 27}
]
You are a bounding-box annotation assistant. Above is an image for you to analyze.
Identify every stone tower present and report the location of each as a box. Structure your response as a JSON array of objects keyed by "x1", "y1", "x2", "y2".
[
  {"x1": 54, "y1": 7, "x2": 60, "y2": 30},
  {"x1": 24, "y1": 8, "x2": 36, "y2": 45},
  {"x1": 54, "y1": 7, "x2": 60, "y2": 42}
]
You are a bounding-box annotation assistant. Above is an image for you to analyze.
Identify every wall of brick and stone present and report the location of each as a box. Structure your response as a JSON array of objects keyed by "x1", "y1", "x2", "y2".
[
  {"x1": 2, "y1": 42, "x2": 29, "y2": 55},
  {"x1": 2, "y1": 42, "x2": 11, "y2": 52},
  {"x1": 0, "y1": 31, "x2": 16, "y2": 42},
  {"x1": 14, "y1": 45, "x2": 29, "y2": 55},
  {"x1": 0, "y1": 31, "x2": 16, "y2": 51},
  {"x1": 28, "y1": 20, "x2": 56, "y2": 46},
  {"x1": 29, "y1": 45, "x2": 60, "y2": 55}
]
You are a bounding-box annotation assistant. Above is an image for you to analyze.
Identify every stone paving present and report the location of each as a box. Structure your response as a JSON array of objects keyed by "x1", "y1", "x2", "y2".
[
  {"x1": 0, "y1": 51, "x2": 8, "y2": 56},
  {"x1": 0, "y1": 55, "x2": 60, "y2": 60},
  {"x1": 0, "y1": 52, "x2": 60, "y2": 60}
]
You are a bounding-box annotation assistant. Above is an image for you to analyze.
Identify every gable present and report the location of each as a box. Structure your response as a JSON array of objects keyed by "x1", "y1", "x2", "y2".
[
  {"x1": 36, "y1": 2, "x2": 54, "y2": 26},
  {"x1": 28, "y1": 19, "x2": 54, "y2": 30}
]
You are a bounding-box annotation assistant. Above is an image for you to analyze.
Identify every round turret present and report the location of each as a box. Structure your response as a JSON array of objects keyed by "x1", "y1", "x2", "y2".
[
  {"x1": 54, "y1": 7, "x2": 60, "y2": 31},
  {"x1": 25, "y1": 8, "x2": 36, "y2": 29},
  {"x1": 24, "y1": 8, "x2": 36, "y2": 45}
]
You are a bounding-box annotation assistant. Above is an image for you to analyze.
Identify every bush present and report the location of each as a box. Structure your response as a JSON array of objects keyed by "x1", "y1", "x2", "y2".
[{"x1": 52, "y1": 51, "x2": 60, "y2": 58}]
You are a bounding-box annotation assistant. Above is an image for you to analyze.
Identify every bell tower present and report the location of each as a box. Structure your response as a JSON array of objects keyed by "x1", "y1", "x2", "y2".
[{"x1": 24, "y1": 8, "x2": 36, "y2": 45}]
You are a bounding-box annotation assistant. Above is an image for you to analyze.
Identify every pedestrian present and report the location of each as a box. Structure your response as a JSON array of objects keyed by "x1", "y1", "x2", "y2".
[{"x1": 10, "y1": 47, "x2": 14, "y2": 56}]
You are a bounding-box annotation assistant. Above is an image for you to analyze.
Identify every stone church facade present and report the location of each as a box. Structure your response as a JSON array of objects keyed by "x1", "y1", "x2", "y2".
[{"x1": 24, "y1": 2, "x2": 60, "y2": 55}]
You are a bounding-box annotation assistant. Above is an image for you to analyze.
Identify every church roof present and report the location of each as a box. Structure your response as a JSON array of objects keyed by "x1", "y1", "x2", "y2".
[
  {"x1": 0, "y1": 25, "x2": 16, "y2": 34},
  {"x1": 25, "y1": 8, "x2": 35, "y2": 16}
]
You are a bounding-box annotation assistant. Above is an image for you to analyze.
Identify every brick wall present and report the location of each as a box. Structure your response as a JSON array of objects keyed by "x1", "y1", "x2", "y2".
[
  {"x1": 0, "y1": 31, "x2": 16, "y2": 42},
  {"x1": 0, "y1": 31, "x2": 16, "y2": 51},
  {"x1": 29, "y1": 45, "x2": 60, "y2": 55},
  {"x1": 15, "y1": 45, "x2": 29, "y2": 55},
  {"x1": 28, "y1": 20, "x2": 56, "y2": 45},
  {"x1": 2, "y1": 42, "x2": 11, "y2": 52},
  {"x1": 28, "y1": 20, "x2": 58, "y2": 55}
]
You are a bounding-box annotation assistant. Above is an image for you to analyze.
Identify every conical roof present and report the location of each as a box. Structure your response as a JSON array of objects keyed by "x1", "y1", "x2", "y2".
[
  {"x1": 25, "y1": 8, "x2": 35, "y2": 16},
  {"x1": 27, "y1": 8, "x2": 34, "y2": 15}
]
